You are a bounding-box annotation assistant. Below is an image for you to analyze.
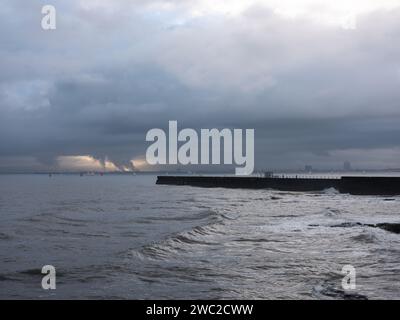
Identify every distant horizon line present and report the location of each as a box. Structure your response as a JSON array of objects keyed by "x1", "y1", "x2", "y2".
[{"x1": 2, "y1": 168, "x2": 400, "y2": 175}]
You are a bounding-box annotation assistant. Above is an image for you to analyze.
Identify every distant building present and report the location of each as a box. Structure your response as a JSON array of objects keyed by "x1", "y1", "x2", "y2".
[
  {"x1": 305, "y1": 165, "x2": 313, "y2": 172},
  {"x1": 343, "y1": 161, "x2": 352, "y2": 171}
]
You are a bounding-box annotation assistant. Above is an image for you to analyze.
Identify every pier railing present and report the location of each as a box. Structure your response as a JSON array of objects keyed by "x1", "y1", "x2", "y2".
[{"x1": 262, "y1": 174, "x2": 341, "y2": 180}]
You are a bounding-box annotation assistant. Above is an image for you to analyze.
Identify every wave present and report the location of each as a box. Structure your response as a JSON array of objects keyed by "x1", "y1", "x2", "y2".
[
  {"x1": 324, "y1": 207, "x2": 343, "y2": 216},
  {"x1": 0, "y1": 232, "x2": 12, "y2": 240},
  {"x1": 310, "y1": 221, "x2": 400, "y2": 235},
  {"x1": 313, "y1": 283, "x2": 368, "y2": 300},
  {"x1": 351, "y1": 231, "x2": 378, "y2": 243},
  {"x1": 136, "y1": 210, "x2": 229, "y2": 260},
  {"x1": 322, "y1": 187, "x2": 340, "y2": 195}
]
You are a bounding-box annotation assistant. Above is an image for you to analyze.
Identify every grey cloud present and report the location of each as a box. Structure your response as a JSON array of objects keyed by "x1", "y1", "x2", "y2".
[{"x1": 1, "y1": 1, "x2": 400, "y2": 171}]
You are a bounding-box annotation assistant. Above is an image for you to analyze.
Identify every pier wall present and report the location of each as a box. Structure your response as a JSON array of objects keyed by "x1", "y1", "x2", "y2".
[
  {"x1": 156, "y1": 176, "x2": 339, "y2": 192},
  {"x1": 156, "y1": 176, "x2": 400, "y2": 195},
  {"x1": 339, "y1": 176, "x2": 400, "y2": 195}
]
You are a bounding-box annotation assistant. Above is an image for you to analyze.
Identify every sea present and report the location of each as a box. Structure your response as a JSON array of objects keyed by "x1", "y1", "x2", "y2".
[{"x1": 0, "y1": 173, "x2": 399, "y2": 299}]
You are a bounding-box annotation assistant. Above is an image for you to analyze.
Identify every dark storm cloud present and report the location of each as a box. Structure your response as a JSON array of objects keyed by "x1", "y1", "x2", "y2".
[{"x1": 1, "y1": 0, "x2": 400, "y2": 171}]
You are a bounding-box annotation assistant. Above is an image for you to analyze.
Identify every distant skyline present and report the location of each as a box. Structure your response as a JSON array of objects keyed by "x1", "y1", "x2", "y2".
[{"x1": 1, "y1": 0, "x2": 400, "y2": 172}]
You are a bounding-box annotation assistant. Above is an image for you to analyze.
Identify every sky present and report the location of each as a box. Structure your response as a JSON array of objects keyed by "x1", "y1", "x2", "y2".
[{"x1": 1, "y1": 0, "x2": 400, "y2": 172}]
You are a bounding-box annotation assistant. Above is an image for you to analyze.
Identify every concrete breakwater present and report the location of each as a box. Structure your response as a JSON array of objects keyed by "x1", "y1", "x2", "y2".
[{"x1": 156, "y1": 175, "x2": 400, "y2": 195}]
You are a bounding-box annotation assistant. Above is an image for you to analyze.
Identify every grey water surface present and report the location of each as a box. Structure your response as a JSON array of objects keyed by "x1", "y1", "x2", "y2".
[{"x1": 0, "y1": 174, "x2": 399, "y2": 299}]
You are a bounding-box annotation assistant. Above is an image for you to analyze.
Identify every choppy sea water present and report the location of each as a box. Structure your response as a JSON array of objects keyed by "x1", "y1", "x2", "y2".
[{"x1": 0, "y1": 174, "x2": 399, "y2": 299}]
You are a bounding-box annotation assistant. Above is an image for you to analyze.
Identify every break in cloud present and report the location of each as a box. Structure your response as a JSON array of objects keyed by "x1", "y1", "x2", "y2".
[{"x1": 1, "y1": 0, "x2": 400, "y2": 172}]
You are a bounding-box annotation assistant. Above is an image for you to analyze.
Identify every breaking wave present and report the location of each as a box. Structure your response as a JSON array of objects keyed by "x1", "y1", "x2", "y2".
[{"x1": 135, "y1": 209, "x2": 229, "y2": 260}]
